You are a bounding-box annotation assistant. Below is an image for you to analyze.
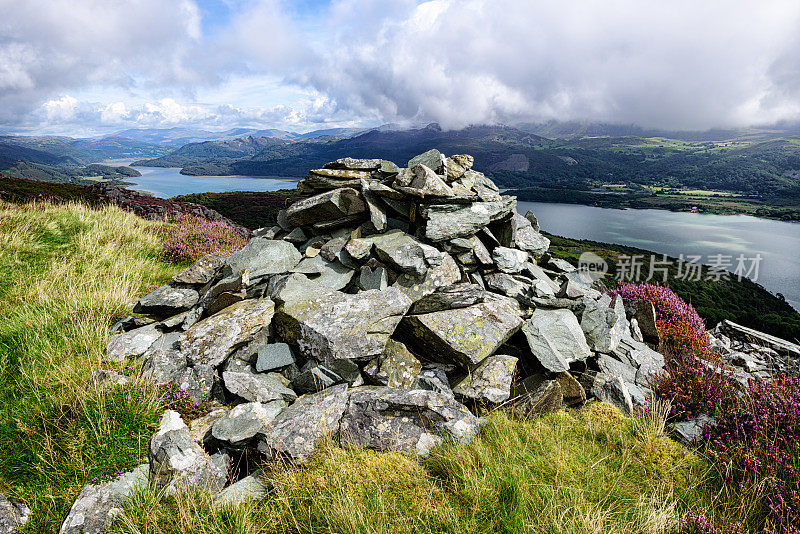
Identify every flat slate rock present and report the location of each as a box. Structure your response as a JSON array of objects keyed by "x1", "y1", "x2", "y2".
[
  {"x1": 409, "y1": 283, "x2": 486, "y2": 314},
  {"x1": 172, "y1": 254, "x2": 223, "y2": 285},
  {"x1": 399, "y1": 299, "x2": 523, "y2": 367},
  {"x1": 285, "y1": 187, "x2": 366, "y2": 227},
  {"x1": 179, "y1": 298, "x2": 275, "y2": 368},
  {"x1": 392, "y1": 252, "x2": 461, "y2": 303},
  {"x1": 255, "y1": 343, "x2": 296, "y2": 372},
  {"x1": 133, "y1": 283, "x2": 199, "y2": 317},
  {"x1": 106, "y1": 323, "x2": 162, "y2": 362},
  {"x1": 363, "y1": 339, "x2": 421, "y2": 389},
  {"x1": 222, "y1": 238, "x2": 301, "y2": 280},
  {"x1": 211, "y1": 401, "x2": 286, "y2": 448},
  {"x1": 274, "y1": 274, "x2": 412, "y2": 364},
  {"x1": 257, "y1": 383, "x2": 350, "y2": 464},
  {"x1": 339, "y1": 387, "x2": 483, "y2": 455},
  {"x1": 423, "y1": 198, "x2": 516, "y2": 241},
  {"x1": 223, "y1": 368, "x2": 297, "y2": 403}
]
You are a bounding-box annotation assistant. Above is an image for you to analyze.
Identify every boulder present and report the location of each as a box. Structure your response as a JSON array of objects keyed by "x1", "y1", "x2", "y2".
[
  {"x1": 339, "y1": 387, "x2": 483, "y2": 455},
  {"x1": 285, "y1": 188, "x2": 366, "y2": 227},
  {"x1": 444, "y1": 154, "x2": 474, "y2": 181},
  {"x1": 214, "y1": 472, "x2": 267, "y2": 506},
  {"x1": 273, "y1": 274, "x2": 412, "y2": 364},
  {"x1": 149, "y1": 410, "x2": 227, "y2": 492},
  {"x1": 484, "y1": 272, "x2": 528, "y2": 299},
  {"x1": 580, "y1": 297, "x2": 626, "y2": 353},
  {"x1": 179, "y1": 298, "x2": 275, "y2": 368},
  {"x1": 290, "y1": 364, "x2": 344, "y2": 394},
  {"x1": 508, "y1": 214, "x2": 549, "y2": 258},
  {"x1": 407, "y1": 149, "x2": 446, "y2": 174},
  {"x1": 423, "y1": 198, "x2": 516, "y2": 241},
  {"x1": 393, "y1": 252, "x2": 461, "y2": 302},
  {"x1": 492, "y1": 247, "x2": 528, "y2": 274},
  {"x1": 133, "y1": 283, "x2": 199, "y2": 316},
  {"x1": 399, "y1": 299, "x2": 523, "y2": 367},
  {"x1": 58, "y1": 465, "x2": 147, "y2": 534},
  {"x1": 522, "y1": 308, "x2": 592, "y2": 372},
  {"x1": 672, "y1": 416, "x2": 715, "y2": 445},
  {"x1": 323, "y1": 158, "x2": 382, "y2": 171},
  {"x1": 172, "y1": 255, "x2": 223, "y2": 285},
  {"x1": 0, "y1": 493, "x2": 29, "y2": 534},
  {"x1": 361, "y1": 180, "x2": 388, "y2": 232},
  {"x1": 211, "y1": 401, "x2": 286, "y2": 448},
  {"x1": 452, "y1": 354, "x2": 518, "y2": 404},
  {"x1": 363, "y1": 339, "x2": 421, "y2": 388},
  {"x1": 359, "y1": 264, "x2": 388, "y2": 291},
  {"x1": 257, "y1": 383, "x2": 350, "y2": 464},
  {"x1": 394, "y1": 165, "x2": 454, "y2": 198},
  {"x1": 222, "y1": 238, "x2": 302, "y2": 280}
]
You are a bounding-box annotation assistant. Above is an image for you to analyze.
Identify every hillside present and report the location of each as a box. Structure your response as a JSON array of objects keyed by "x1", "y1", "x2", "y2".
[{"x1": 127, "y1": 124, "x2": 800, "y2": 220}]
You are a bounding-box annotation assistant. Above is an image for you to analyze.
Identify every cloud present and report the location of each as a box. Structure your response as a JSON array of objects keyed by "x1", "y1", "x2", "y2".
[
  {"x1": 0, "y1": 0, "x2": 203, "y2": 123},
  {"x1": 294, "y1": 0, "x2": 800, "y2": 129},
  {"x1": 4, "y1": 0, "x2": 800, "y2": 133}
]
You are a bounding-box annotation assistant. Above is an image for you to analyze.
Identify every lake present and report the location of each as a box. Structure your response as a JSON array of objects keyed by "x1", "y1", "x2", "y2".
[
  {"x1": 126, "y1": 166, "x2": 296, "y2": 198},
  {"x1": 118, "y1": 165, "x2": 799, "y2": 311},
  {"x1": 518, "y1": 201, "x2": 800, "y2": 311}
]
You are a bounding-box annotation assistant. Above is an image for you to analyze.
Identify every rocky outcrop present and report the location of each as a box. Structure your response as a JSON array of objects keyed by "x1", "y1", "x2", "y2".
[
  {"x1": 708, "y1": 319, "x2": 800, "y2": 383},
  {"x1": 0, "y1": 493, "x2": 29, "y2": 534},
  {"x1": 81, "y1": 149, "x2": 671, "y2": 529}
]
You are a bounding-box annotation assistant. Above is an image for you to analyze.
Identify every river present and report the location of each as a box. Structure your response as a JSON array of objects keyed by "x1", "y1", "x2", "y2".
[{"x1": 118, "y1": 166, "x2": 799, "y2": 311}]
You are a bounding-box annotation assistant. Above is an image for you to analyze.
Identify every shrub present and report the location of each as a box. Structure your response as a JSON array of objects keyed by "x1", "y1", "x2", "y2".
[
  {"x1": 706, "y1": 375, "x2": 800, "y2": 533},
  {"x1": 160, "y1": 214, "x2": 246, "y2": 263},
  {"x1": 607, "y1": 282, "x2": 709, "y2": 356},
  {"x1": 607, "y1": 283, "x2": 735, "y2": 419}
]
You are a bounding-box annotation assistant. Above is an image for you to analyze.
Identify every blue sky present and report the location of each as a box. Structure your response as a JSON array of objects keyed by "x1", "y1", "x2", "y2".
[{"x1": 1, "y1": 0, "x2": 799, "y2": 136}]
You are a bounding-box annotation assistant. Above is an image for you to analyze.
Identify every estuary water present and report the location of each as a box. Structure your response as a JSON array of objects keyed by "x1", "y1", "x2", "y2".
[{"x1": 517, "y1": 201, "x2": 800, "y2": 311}]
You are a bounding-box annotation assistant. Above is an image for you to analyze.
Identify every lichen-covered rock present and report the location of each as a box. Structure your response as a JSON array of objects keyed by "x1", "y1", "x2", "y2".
[
  {"x1": 149, "y1": 411, "x2": 227, "y2": 492},
  {"x1": 273, "y1": 274, "x2": 412, "y2": 364},
  {"x1": 394, "y1": 165, "x2": 454, "y2": 198},
  {"x1": 222, "y1": 238, "x2": 302, "y2": 280},
  {"x1": 214, "y1": 472, "x2": 267, "y2": 506},
  {"x1": 179, "y1": 298, "x2": 275, "y2": 367},
  {"x1": 211, "y1": 401, "x2": 285, "y2": 448},
  {"x1": 453, "y1": 354, "x2": 518, "y2": 404},
  {"x1": 0, "y1": 493, "x2": 29, "y2": 534},
  {"x1": 522, "y1": 308, "x2": 592, "y2": 372},
  {"x1": 257, "y1": 383, "x2": 349, "y2": 464},
  {"x1": 400, "y1": 299, "x2": 523, "y2": 367},
  {"x1": 58, "y1": 465, "x2": 147, "y2": 534},
  {"x1": 285, "y1": 188, "x2": 366, "y2": 227},
  {"x1": 363, "y1": 339, "x2": 421, "y2": 388},
  {"x1": 133, "y1": 283, "x2": 199, "y2": 316},
  {"x1": 339, "y1": 387, "x2": 483, "y2": 455}
]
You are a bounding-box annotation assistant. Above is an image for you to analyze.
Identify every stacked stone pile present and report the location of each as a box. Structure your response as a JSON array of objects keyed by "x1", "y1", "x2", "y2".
[
  {"x1": 60, "y1": 149, "x2": 669, "y2": 532},
  {"x1": 708, "y1": 319, "x2": 800, "y2": 384}
]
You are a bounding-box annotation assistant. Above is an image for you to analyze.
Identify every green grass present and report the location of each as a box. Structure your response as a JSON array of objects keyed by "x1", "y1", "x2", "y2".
[
  {"x1": 112, "y1": 404, "x2": 712, "y2": 534},
  {"x1": 0, "y1": 201, "x2": 180, "y2": 532},
  {"x1": 0, "y1": 201, "x2": 757, "y2": 533}
]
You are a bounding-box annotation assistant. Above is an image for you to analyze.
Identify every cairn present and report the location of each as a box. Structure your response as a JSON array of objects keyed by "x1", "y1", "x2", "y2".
[{"x1": 60, "y1": 149, "x2": 668, "y2": 532}]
